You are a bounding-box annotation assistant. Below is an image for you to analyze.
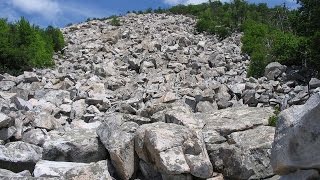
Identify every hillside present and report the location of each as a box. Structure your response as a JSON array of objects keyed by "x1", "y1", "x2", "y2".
[{"x1": 0, "y1": 13, "x2": 319, "y2": 179}]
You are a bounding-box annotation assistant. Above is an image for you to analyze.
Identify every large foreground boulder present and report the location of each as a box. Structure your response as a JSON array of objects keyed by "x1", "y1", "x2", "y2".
[
  {"x1": 135, "y1": 122, "x2": 213, "y2": 179},
  {"x1": 210, "y1": 126, "x2": 275, "y2": 179},
  {"x1": 97, "y1": 113, "x2": 139, "y2": 180},
  {"x1": 271, "y1": 92, "x2": 320, "y2": 175}
]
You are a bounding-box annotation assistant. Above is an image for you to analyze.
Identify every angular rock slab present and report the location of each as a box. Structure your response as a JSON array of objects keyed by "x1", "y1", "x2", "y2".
[
  {"x1": 200, "y1": 107, "x2": 273, "y2": 136},
  {"x1": 42, "y1": 129, "x2": 107, "y2": 163},
  {"x1": 0, "y1": 142, "x2": 43, "y2": 173},
  {"x1": 135, "y1": 122, "x2": 213, "y2": 179},
  {"x1": 34, "y1": 160, "x2": 87, "y2": 177},
  {"x1": 210, "y1": 126, "x2": 275, "y2": 179},
  {"x1": 64, "y1": 160, "x2": 113, "y2": 180},
  {"x1": 0, "y1": 168, "x2": 31, "y2": 178},
  {"x1": 97, "y1": 113, "x2": 139, "y2": 180},
  {"x1": 271, "y1": 93, "x2": 320, "y2": 175}
]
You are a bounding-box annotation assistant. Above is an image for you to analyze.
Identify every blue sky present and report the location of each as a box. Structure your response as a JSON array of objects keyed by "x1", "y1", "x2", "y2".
[{"x1": 0, "y1": 0, "x2": 298, "y2": 27}]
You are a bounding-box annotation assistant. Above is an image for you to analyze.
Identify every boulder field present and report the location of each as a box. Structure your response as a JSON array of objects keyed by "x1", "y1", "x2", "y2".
[{"x1": 0, "y1": 13, "x2": 319, "y2": 179}]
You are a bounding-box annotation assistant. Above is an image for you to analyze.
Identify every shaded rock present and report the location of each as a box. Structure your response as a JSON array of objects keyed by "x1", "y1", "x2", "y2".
[
  {"x1": 43, "y1": 129, "x2": 107, "y2": 163},
  {"x1": 0, "y1": 142, "x2": 43, "y2": 173},
  {"x1": 242, "y1": 90, "x2": 258, "y2": 107},
  {"x1": 265, "y1": 62, "x2": 286, "y2": 80},
  {"x1": 210, "y1": 126, "x2": 275, "y2": 179},
  {"x1": 279, "y1": 169, "x2": 319, "y2": 180},
  {"x1": 11, "y1": 97, "x2": 33, "y2": 111},
  {"x1": 23, "y1": 72, "x2": 40, "y2": 83},
  {"x1": 0, "y1": 113, "x2": 13, "y2": 128},
  {"x1": 22, "y1": 129, "x2": 47, "y2": 146},
  {"x1": 271, "y1": 93, "x2": 320, "y2": 175},
  {"x1": 0, "y1": 126, "x2": 16, "y2": 141},
  {"x1": 217, "y1": 100, "x2": 233, "y2": 109},
  {"x1": 0, "y1": 168, "x2": 30, "y2": 178},
  {"x1": 309, "y1": 78, "x2": 320, "y2": 89}
]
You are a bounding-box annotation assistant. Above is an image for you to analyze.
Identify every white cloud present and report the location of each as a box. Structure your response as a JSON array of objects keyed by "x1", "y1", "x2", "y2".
[
  {"x1": 184, "y1": 0, "x2": 209, "y2": 5},
  {"x1": 163, "y1": 0, "x2": 230, "y2": 5},
  {"x1": 9, "y1": 0, "x2": 61, "y2": 19}
]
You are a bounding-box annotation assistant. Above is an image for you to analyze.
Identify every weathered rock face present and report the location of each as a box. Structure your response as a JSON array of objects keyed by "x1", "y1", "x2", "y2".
[
  {"x1": 97, "y1": 113, "x2": 138, "y2": 180},
  {"x1": 271, "y1": 93, "x2": 320, "y2": 177},
  {"x1": 210, "y1": 126, "x2": 275, "y2": 179},
  {"x1": 201, "y1": 107, "x2": 275, "y2": 179},
  {"x1": 200, "y1": 107, "x2": 273, "y2": 136},
  {"x1": 135, "y1": 122, "x2": 213, "y2": 179},
  {"x1": 42, "y1": 129, "x2": 107, "y2": 163}
]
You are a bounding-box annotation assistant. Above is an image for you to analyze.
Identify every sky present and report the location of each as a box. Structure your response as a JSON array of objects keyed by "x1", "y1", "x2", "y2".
[{"x1": 0, "y1": 0, "x2": 298, "y2": 28}]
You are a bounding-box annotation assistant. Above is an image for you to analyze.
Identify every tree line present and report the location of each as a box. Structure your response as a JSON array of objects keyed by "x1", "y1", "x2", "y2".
[
  {"x1": 134, "y1": 0, "x2": 319, "y2": 78},
  {"x1": 0, "y1": 17, "x2": 64, "y2": 75}
]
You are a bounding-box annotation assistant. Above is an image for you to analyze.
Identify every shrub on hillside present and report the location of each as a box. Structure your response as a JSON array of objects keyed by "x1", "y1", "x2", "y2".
[
  {"x1": 0, "y1": 17, "x2": 64, "y2": 75},
  {"x1": 110, "y1": 16, "x2": 120, "y2": 26},
  {"x1": 270, "y1": 30, "x2": 305, "y2": 66}
]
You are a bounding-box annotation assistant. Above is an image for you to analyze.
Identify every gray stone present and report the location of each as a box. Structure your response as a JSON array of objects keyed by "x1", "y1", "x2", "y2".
[
  {"x1": 135, "y1": 122, "x2": 213, "y2": 179},
  {"x1": 0, "y1": 81, "x2": 16, "y2": 91},
  {"x1": 23, "y1": 72, "x2": 40, "y2": 83},
  {"x1": 165, "y1": 109, "x2": 204, "y2": 129},
  {"x1": 0, "y1": 113, "x2": 13, "y2": 128},
  {"x1": 70, "y1": 99, "x2": 86, "y2": 119},
  {"x1": 196, "y1": 101, "x2": 218, "y2": 113},
  {"x1": 265, "y1": 62, "x2": 286, "y2": 80},
  {"x1": 22, "y1": 129, "x2": 47, "y2": 146},
  {"x1": 43, "y1": 90, "x2": 70, "y2": 106},
  {"x1": 242, "y1": 90, "x2": 258, "y2": 107},
  {"x1": 0, "y1": 168, "x2": 27, "y2": 178},
  {"x1": 0, "y1": 126, "x2": 16, "y2": 141},
  {"x1": 97, "y1": 113, "x2": 138, "y2": 180},
  {"x1": 200, "y1": 107, "x2": 273, "y2": 136},
  {"x1": 210, "y1": 126, "x2": 275, "y2": 179},
  {"x1": 32, "y1": 113, "x2": 61, "y2": 130},
  {"x1": 64, "y1": 160, "x2": 113, "y2": 180},
  {"x1": 34, "y1": 160, "x2": 87, "y2": 177},
  {"x1": 43, "y1": 129, "x2": 107, "y2": 163},
  {"x1": 0, "y1": 142, "x2": 43, "y2": 173},
  {"x1": 217, "y1": 100, "x2": 233, "y2": 109},
  {"x1": 279, "y1": 169, "x2": 319, "y2": 180},
  {"x1": 309, "y1": 78, "x2": 320, "y2": 89},
  {"x1": 271, "y1": 93, "x2": 320, "y2": 175},
  {"x1": 11, "y1": 97, "x2": 33, "y2": 111},
  {"x1": 228, "y1": 83, "x2": 246, "y2": 97}
]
